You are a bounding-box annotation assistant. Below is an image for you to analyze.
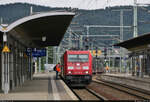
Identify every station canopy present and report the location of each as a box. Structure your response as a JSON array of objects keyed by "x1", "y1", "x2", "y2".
[
  {"x1": 0, "y1": 11, "x2": 75, "y2": 48},
  {"x1": 114, "y1": 33, "x2": 150, "y2": 49}
]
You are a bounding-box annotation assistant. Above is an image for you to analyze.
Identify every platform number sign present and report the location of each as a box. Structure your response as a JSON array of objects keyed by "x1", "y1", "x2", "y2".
[
  {"x1": 32, "y1": 48, "x2": 46, "y2": 57},
  {"x1": 26, "y1": 48, "x2": 46, "y2": 57}
]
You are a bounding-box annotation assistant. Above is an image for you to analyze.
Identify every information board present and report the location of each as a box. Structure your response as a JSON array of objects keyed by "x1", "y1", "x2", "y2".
[{"x1": 26, "y1": 48, "x2": 46, "y2": 57}]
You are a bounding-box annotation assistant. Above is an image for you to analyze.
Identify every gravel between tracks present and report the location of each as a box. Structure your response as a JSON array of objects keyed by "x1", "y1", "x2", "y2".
[
  {"x1": 88, "y1": 81, "x2": 142, "y2": 100},
  {"x1": 86, "y1": 75, "x2": 143, "y2": 100}
]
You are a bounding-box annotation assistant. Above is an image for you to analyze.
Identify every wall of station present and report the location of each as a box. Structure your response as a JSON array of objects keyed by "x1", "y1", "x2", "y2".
[{"x1": 0, "y1": 33, "x2": 34, "y2": 93}]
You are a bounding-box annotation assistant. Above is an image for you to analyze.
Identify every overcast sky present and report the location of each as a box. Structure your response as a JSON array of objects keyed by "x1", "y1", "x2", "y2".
[{"x1": 0, "y1": 0, "x2": 150, "y2": 10}]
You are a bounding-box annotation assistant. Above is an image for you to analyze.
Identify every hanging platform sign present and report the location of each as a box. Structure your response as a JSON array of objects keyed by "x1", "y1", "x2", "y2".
[
  {"x1": 26, "y1": 48, "x2": 46, "y2": 57},
  {"x1": 2, "y1": 45, "x2": 10, "y2": 53},
  {"x1": 32, "y1": 48, "x2": 46, "y2": 57}
]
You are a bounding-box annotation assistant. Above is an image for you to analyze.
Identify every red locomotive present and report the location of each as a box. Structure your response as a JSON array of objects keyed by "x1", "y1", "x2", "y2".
[{"x1": 60, "y1": 50, "x2": 92, "y2": 87}]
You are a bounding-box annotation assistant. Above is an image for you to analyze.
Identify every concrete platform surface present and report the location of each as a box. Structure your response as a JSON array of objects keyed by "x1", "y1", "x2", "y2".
[
  {"x1": 0, "y1": 72, "x2": 78, "y2": 100},
  {"x1": 104, "y1": 73, "x2": 150, "y2": 83},
  {"x1": 100, "y1": 73, "x2": 150, "y2": 91}
]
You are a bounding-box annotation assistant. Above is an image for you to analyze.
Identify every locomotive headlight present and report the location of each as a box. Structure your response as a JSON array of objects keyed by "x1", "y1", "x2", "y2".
[
  {"x1": 68, "y1": 66, "x2": 74, "y2": 69},
  {"x1": 85, "y1": 71, "x2": 89, "y2": 74},
  {"x1": 68, "y1": 71, "x2": 72, "y2": 74},
  {"x1": 83, "y1": 66, "x2": 89, "y2": 69}
]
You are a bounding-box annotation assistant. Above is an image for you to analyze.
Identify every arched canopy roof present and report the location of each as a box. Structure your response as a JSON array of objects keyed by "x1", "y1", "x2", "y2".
[{"x1": 0, "y1": 11, "x2": 75, "y2": 48}]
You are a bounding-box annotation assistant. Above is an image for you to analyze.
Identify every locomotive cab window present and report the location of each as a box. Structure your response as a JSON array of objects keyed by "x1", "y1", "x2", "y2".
[{"x1": 68, "y1": 54, "x2": 89, "y2": 62}]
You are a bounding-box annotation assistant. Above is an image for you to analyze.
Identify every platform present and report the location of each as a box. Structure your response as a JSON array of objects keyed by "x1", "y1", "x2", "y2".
[
  {"x1": 99, "y1": 73, "x2": 150, "y2": 92},
  {"x1": 0, "y1": 72, "x2": 78, "y2": 100}
]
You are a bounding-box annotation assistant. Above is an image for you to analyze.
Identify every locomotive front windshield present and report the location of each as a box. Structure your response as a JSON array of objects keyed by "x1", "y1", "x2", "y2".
[{"x1": 68, "y1": 54, "x2": 89, "y2": 62}]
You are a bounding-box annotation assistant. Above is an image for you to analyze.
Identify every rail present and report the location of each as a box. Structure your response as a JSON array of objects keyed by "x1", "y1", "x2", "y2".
[{"x1": 93, "y1": 78, "x2": 150, "y2": 100}]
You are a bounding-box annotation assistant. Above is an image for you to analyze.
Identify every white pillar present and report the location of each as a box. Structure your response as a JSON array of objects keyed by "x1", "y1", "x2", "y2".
[
  {"x1": 46, "y1": 47, "x2": 48, "y2": 64},
  {"x1": 1, "y1": 52, "x2": 4, "y2": 91},
  {"x1": 35, "y1": 62, "x2": 37, "y2": 74},
  {"x1": 2, "y1": 52, "x2": 10, "y2": 94},
  {"x1": 30, "y1": 6, "x2": 33, "y2": 15},
  {"x1": 39, "y1": 57, "x2": 41, "y2": 73},
  {"x1": 7, "y1": 53, "x2": 10, "y2": 93}
]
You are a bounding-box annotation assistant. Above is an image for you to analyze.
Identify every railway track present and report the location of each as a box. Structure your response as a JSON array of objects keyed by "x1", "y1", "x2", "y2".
[
  {"x1": 61, "y1": 75, "x2": 105, "y2": 100},
  {"x1": 71, "y1": 87, "x2": 105, "y2": 101},
  {"x1": 92, "y1": 77, "x2": 150, "y2": 100},
  {"x1": 62, "y1": 75, "x2": 149, "y2": 100}
]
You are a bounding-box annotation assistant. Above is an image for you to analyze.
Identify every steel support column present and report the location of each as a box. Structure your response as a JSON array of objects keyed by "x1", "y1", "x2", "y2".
[
  {"x1": 0, "y1": 47, "x2": 1, "y2": 91},
  {"x1": 1, "y1": 32, "x2": 10, "y2": 94},
  {"x1": 28, "y1": 55, "x2": 33, "y2": 80},
  {"x1": 30, "y1": 56, "x2": 33, "y2": 80},
  {"x1": 139, "y1": 55, "x2": 143, "y2": 78},
  {"x1": 132, "y1": 56, "x2": 135, "y2": 76},
  {"x1": 2, "y1": 46, "x2": 10, "y2": 94},
  {"x1": 10, "y1": 49, "x2": 14, "y2": 90}
]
